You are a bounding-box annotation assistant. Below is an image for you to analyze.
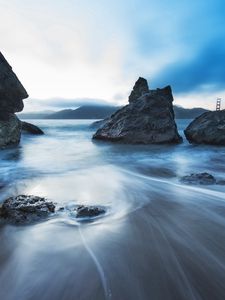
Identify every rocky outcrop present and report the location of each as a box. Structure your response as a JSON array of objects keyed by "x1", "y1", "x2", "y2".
[
  {"x1": 0, "y1": 52, "x2": 28, "y2": 113},
  {"x1": 0, "y1": 52, "x2": 28, "y2": 148},
  {"x1": 93, "y1": 79, "x2": 182, "y2": 144},
  {"x1": 0, "y1": 195, "x2": 55, "y2": 224},
  {"x1": 128, "y1": 77, "x2": 149, "y2": 103},
  {"x1": 0, "y1": 114, "x2": 21, "y2": 148},
  {"x1": 184, "y1": 110, "x2": 225, "y2": 145},
  {"x1": 21, "y1": 121, "x2": 44, "y2": 135}
]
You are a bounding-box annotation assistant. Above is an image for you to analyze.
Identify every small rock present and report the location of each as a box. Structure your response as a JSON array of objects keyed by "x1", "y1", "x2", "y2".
[
  {"x1": 0, "y1": 195, "x2": 55, "y2": 224},
  {"x1": 76, "y1": 205, "x2": 106, "y2": 218},
  {"x1": 180, "y1": 172, "x2": 216, "y2": 185},
  {"x1": 216, "y1": 180, "x2": 225, "y2": 185},
  {"x1": 21, "y1": 121, "x2": 44, "y2": 135}
]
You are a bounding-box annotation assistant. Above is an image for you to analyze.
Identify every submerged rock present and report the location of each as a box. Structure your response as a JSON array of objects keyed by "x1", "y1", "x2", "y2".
[
  {"x1": 0, "y1": 52, "x2": 28, "y2": 114},
  {"x1": 184, "y1": 110, "x2": 225, "y2": 145},
  {"x1": 76, "y1": 205, "x2": 106, "y2": 218},
  {"x1": 180, "y1": 173, "x2": 216, "y2": 185},
  {"x1": 0, "y1": 195, "x2": 55, "y2": 224},
  {"x1": 21, "y1": 121, "x2": 44, "y2": 135},
  {"x1": 0, "y1": 114, "x2": 21, "y2": 148},
  {"x1": 93, "y1": 80, "x2": 182, "y2": 144},
  {"x1": 128, "y1": 77, "x2": 149, "y2": 103}
]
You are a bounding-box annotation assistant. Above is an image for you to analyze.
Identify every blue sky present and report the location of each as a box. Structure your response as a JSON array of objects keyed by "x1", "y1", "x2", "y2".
[{"x1": 1, "y1": 0, "x2": 224, "y2": 111}]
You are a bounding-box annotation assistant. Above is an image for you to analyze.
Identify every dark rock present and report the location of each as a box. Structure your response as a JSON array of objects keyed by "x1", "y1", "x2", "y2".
[
  {"x1": 216, "y1": 180, "x2": 225, "y2": 185},
  {"x1": 0, "y1": 195, "x2": 55, "y2": 224},
  {"x1": 76, "y1": 205, "x2": 106, "y2": 218},
  {"x1": 21, "y1": 121, "x2": 44, "y2": 135},
  {"x1": 0, "y1": 52, "x2": 28, "y2": 114},
  {"x1": 184, "y1": 110, "x2": 225, "y2": 145},
  {"x1": 0, "y1": 114, "x2": 21, "y2": 148},
  {"x1": 128, "y1": 77, "x2": 149, "y2": 103},
  {"x1": 90, "y1": 118, "x2": 109, "y2": 129},
  {"x1": 180, "y1": 173, "x2": 216, "y2": 185},
  {"x1": 93, "y1": 80, "x2": 182, "y2": 144}
]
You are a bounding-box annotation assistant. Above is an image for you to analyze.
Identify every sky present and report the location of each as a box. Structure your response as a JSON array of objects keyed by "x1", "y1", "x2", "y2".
[{"x1": 1, "y1": 0, "x2": 225, "y2": 111}]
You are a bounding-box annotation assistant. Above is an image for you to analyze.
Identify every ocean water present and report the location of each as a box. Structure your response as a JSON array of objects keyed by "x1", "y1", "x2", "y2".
[{"x1": 0, "y1": 119, "x2": 225, "y2": 300}]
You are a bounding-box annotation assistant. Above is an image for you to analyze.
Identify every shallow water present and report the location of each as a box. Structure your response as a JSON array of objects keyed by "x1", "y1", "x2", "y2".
[{"x1": 1, "y1": 119, "x2": 225, "y2": 300}]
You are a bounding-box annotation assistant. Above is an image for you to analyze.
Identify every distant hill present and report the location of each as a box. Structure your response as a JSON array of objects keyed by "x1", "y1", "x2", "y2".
[
  {"x1": 18, "y1": 104, "x2": 210, "y2": 120},
  {"x1": 174, "y1": 106, "x2": 209, "y2": 119},
  {"x1": 45, "y1": 105, "x2": 119, "y2": 119},
  {"x1": 17, "y1": 111, "x2": 55, "y2": 119}
]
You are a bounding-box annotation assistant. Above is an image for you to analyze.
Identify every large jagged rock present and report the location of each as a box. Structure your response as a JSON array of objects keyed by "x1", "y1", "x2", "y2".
[
  {"x1": 128, "y1": 77, "x2": 149, "y2": 103},
  {"x1": 0, "y1": 114, "x2": 21, "y2": 148},
  {"x1": 184, "y1": 110, "x2": 225, "y2": 145},
  {"x1": 93, "y1": 80, "x2": 182, "y2": 144},
  {"x1": 0, "y1": 52, "x2": 28, "y2": 113},
  {"x1": 0, "y1": 52, "x2": 29, "y2": 148}
]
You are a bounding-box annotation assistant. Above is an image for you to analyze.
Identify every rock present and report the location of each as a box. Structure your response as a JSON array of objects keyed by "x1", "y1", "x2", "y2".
[
  {"x1": 21, "y1": 121, "x2": 44, "y2": 135},
  {"x1": 184, "y1": 110, "x2": 225, "y2": 145},
  {"x1": 0, "y1": 114, "x2": 21, "y2": 148},
  {"x1": 180, "y1": 173, "x2": 216, "y2": 185},
  {"x1": 0, "y1": 195, "x2": 55, "y2": 224},
  {"x1": 0, "y1": 52, "x2": 28, "y2": 113},
  {"x1": 76, "y1": 205, "x2": 106, "y2": 218},
  {"x1": 90, "y1": 118, "x2": 110, "y2": 129},
  {"x1": 128, "y1": 77, "x2": 149, "y2": 103},
  {"x1": 93, "y1": 80, "x2": 182, "y2": 144}
]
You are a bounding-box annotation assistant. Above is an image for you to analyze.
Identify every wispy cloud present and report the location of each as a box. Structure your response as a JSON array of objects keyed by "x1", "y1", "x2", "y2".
[{"x1": 1, "y1": 0, "x2": 225, "y2": 110}]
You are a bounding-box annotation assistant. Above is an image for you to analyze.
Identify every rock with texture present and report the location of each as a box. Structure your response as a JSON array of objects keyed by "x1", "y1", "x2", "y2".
[
  {"x1": 76, "y1": 205, "x2": 106, "y2": 218},
  {"x1": 0, "y1": 114, "x2": 21, "y2": 148},
  {"x1": 93, "y1": 81, "x2": 182, "y2": 144},
  {"x1": 180, "y1": 173, "x2": 216, "y2": 185},
  {"x1": 128, "y1": 77, "x2": 149, "y2": 103},
  {"x1": 184, "y1": 110, "x2": 225, "y2": 145},
  {"x1": 0, "y1": 52, "x2": 28, "y2": 113},
  {"x1": 21, "y1": 121, "x2": 44, "y2": 135},
  {"x1": 0, "y1": 195, "x2": 55, "y2": 224}
]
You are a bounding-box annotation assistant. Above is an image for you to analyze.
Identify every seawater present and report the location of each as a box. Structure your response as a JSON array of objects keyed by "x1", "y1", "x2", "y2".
[{"x1": 0, "y1": 119, "x2": 225, "y2": 300}]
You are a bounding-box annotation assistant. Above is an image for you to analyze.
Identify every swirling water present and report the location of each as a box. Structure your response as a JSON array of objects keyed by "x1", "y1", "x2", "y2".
[{"x1": 1, "y1": 119, "x2": 225, "y2": 300}]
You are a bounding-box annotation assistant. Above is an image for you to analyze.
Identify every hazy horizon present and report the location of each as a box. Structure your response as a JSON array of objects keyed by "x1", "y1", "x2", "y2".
[{"x1": 1, "y1": 0, "x2": 225, "y2": 111}]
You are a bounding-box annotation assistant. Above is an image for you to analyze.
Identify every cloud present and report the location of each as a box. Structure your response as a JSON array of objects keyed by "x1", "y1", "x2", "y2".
[
  {"x1": 1, "y1": 0, "x2": 225, "y2": 110},
  {"x1": 151, "y1": 39, "x2": 225, "y2": 94}
]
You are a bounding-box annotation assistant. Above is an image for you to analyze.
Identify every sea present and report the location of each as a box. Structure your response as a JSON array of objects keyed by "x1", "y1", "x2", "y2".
[{"x1": 0, "y1": 119, "x2": 225, "y2": 300}]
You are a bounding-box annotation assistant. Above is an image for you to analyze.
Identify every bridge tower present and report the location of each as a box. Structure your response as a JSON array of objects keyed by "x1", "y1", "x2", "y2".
[{"x1": 216, "y1": 98, "x2": 222, "y2": 111}]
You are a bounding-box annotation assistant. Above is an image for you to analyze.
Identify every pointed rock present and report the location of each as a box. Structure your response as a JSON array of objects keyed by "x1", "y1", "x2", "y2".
[
  {"x1": 93, "y1": 80, "x2": 182, "y2": 144},
  {"x1": 0, "y1": 52, "x2": 28, "y2": 114},
  {"x1": 128, "y1": 77, "x2": 149, "y2": 103}
]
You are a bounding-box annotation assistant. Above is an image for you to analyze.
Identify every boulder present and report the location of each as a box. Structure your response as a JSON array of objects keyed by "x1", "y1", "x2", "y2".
[
  {"x1": 21, "y1": 121, "x2": 44, "y2": 135},
  {"x1": 0, "y1": 52, "x2": 28, "y2": 113},
  {"x1": 76, "y1": 205, "x2": 106, "y2": 218},
  {"x1": 128, "y1": 77, "x2": 149, "y2": 103},
  {"x1": 180, "y1": 173, "x2": 216, "y2": 185},
  {"x1": 0, "y1": 195, "x2": 55, "y2": 224},
  {"x1": 184, "y1": 110, "x2": 225, "y2": 145},
  {"x1": 0, "y1": 114, "x2": 21, "y2": 148},
  {"x1": 93, "y1": 80, "x2": 182, "y2": 144}
]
